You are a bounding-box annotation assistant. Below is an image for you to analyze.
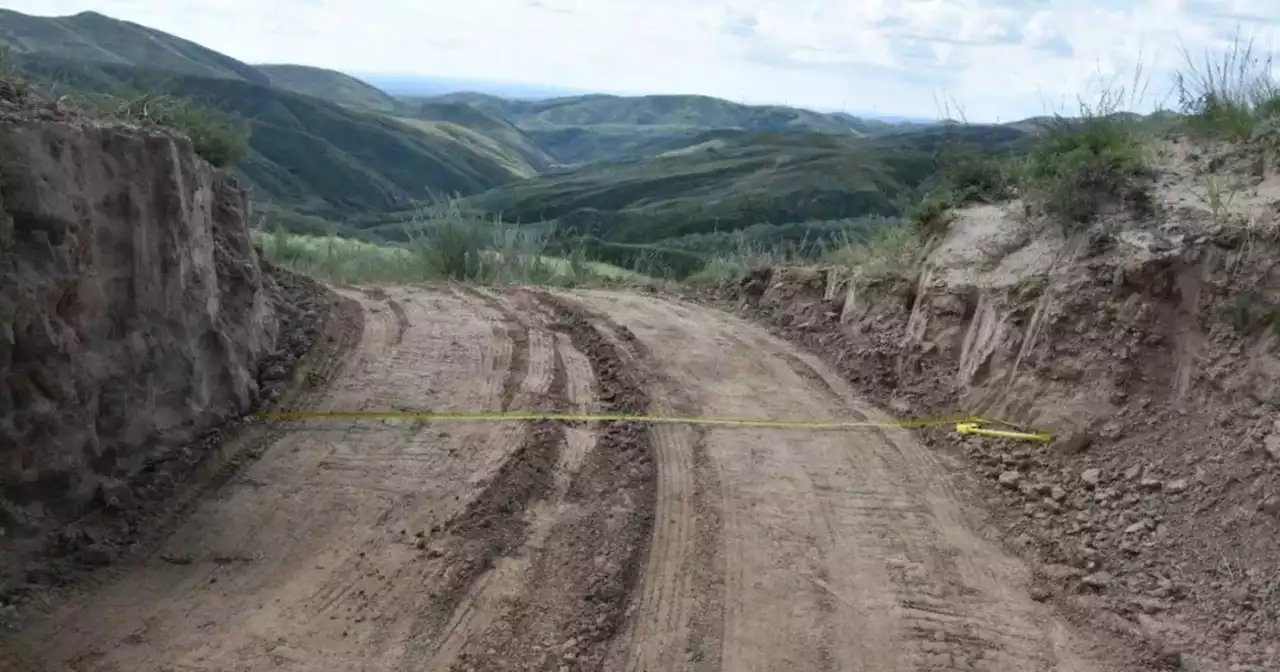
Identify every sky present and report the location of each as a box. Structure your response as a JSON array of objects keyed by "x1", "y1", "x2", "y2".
[{"x1": 5, "y1": 0, "x2": 1280, "y2": 121}]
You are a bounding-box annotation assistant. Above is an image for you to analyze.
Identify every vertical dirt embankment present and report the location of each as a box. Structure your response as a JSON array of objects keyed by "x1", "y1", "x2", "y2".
[
  {"x1": 0, "y1": 101, "x2": 286, "y2": 590},
  {"x1": 703, "y1": 191, "x2": 1280, "y2": 669}
]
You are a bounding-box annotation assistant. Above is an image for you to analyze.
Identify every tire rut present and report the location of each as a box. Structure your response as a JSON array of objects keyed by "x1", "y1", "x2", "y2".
[
  {"x1": 565, "y1": 291, "x2": 1104, "y2": 672},
  {"x1": 557, "y1": 294, "x2": 726, "y2": 672},
  {"x1": 447, "y1": 291, "x2": 657, "y2": 671}
]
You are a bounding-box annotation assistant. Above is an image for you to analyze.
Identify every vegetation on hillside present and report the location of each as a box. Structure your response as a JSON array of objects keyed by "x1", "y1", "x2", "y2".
[
  {"x1": 257, "y1": 201, "x2": 638, "y2": 286},
  {"x1": 425, "y1": 91, "x2": 893, "y2": 134},
  {"x1": 256, "y1": 64, "x2": 403, "y2": 113},
  {"x1": 0, "y1": 9, "x2": 267, "y2": 83},
  {"x1": 5, "y1": 53, "x2": 528, "y2": 217},
  {"x1": 410, "y1": 101, "x2": 555, "y2": 169}
]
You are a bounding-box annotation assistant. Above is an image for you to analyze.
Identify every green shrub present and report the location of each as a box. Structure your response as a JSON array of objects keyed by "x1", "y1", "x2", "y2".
[
  {"x1": 1022, "y1": 115, "x2": 1151, "y2": 225},
  {"x1": 937, "y1": 146, "x2": 1017, "y2": 205},
  {"x1": 74, "y1": 88, "x2": 252, "y2": 167},
  {"x1": 905, "y1": 188, "x2": 958, "y2": 238},
  {"x1": 408, "y1": 215, "x2": 492, "y2": 282}
]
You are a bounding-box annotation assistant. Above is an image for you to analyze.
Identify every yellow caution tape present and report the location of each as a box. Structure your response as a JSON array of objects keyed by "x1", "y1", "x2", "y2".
[
  {"x1": 955, "y1": 422, "x2": 1052, "y2": 443},
  {"x1": 255, "y1": 410, "x2": 1052, "y2": 441}
]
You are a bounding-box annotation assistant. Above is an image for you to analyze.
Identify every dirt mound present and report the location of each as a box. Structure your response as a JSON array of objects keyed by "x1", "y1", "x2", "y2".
[
  {"x1": 700, "y1": 141, "x2": 1280, "y2": 671},
  {"x1": 0, "y1": 106, "x2": 323, "y2": 596}
]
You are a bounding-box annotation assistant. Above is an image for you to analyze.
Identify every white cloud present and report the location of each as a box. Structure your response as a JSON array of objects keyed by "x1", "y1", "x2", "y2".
[{"x1": 4, "y1": 0, "x2": 1280, "y2": 120}]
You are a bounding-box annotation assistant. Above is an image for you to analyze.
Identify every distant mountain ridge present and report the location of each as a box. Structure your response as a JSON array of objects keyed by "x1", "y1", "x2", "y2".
[
  {"x1": 0, "y1": 9, "x2": 267, "y2": 84},
  {"x1": 0, "y1": 7, "x2": 1037, "y2": 255},
  {"x1": 256, "y1": 64, "x2": 403, "y2": 113}
]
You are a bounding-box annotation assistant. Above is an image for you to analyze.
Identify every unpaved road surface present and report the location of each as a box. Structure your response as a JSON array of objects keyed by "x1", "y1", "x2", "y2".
[{"x1": 3, "y1": 287, "x2": 1121, "y2": 671}]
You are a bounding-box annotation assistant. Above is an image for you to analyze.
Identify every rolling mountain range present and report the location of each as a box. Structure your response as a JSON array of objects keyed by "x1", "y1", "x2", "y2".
[{"x1": 0, "y1": 8, "x2": 1036, "y2": 248}]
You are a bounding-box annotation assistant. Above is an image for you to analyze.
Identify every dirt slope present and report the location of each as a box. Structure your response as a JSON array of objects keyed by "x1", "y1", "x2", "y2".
[
  {"x1": 0, "y1": 88, "x2": 285, "y2": 594},
  {"x1": 2, "y1": 285, "x2": 1137, "y2": 671}
]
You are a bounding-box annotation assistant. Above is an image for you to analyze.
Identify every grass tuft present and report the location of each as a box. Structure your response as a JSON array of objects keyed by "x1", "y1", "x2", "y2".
[
  {"x1": 1175, "y1": 32, "x2": 1280, "y2": 142},
  {"x1": 824, "y1": 222, "x2": 925, "y2": 279}
]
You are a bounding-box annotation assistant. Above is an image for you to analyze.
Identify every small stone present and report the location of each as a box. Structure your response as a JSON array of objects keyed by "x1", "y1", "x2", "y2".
[
  {"x1": 1056, "y1": 432, "x2": 1094, "y2": 455},
  {"x1": 1124, "y1": 464, "x2": 1142, "y2": 480},
  {"x1": 1139, "y1": 478, "x2": 1162, "y2": 491},
  {"x1": 1082, "y1": 571, "x2": 1113, "y2": 589},
  {"x1": 998, "y1": 471, "x2": 1021, "y2": 489},
  {"x1": 415, "y1": 538, "x2": 427, "y2": 550},
  {"x1": 1081, "y1": 468, "x2": 1102, "y2": 487},
  {"x1": 1165, "y1": 479, "x2": 1189, "y2": 494},
  {"x1": 1265, "y1": 434, "x2": 1280, "y2": 461},
  {"x1": 1050, "y1": 485, "x2": 1067, "y2": 501},
  {"x1": 1124, "y1": 520, "x2": 1149, "y2": 534},
  {"x1": 1259, "y1": 496, "x2": 1280, "y2": 517},
  {"x1": 99, "y1": 478, "x2": 137, "y2": 511}
]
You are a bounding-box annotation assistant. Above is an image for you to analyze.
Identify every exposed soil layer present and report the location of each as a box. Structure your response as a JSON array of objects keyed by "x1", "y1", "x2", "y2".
[{"x1": 0, "y1": 103, "x2": 344, "y2": 607}]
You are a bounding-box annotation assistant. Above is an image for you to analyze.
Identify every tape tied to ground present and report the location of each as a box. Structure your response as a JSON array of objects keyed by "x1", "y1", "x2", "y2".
[{"x1": 255, "y1": 410, "x2": 1053, "y2": 442}]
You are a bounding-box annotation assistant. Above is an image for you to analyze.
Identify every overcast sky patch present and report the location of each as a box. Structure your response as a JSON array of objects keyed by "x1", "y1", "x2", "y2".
[{"x1": 6, "y1": 0, "x2": 1280, "y2": 120}]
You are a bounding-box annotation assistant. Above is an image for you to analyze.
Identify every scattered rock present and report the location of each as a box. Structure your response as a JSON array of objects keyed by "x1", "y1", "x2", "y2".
[
  {"x1": 1165, "y1": 479, "x2": 1189, "y2": 494},
  {"x1": 1081, "y1": 469, "x2": 1102, "y2": 488},
  {"x1": 1125, "y1": 519, "x2": 1151, "y2": 534},
  {"x1": 1265, "y1": 434, "x2": 1280, "y2": 462},
  {"x1": 99, "y1": 478, "x2": 137, "y2": 511},
  {"x1": 1056, "y1": 432, "x2": 1094, "y2": 456},
  {"x1": 999, "y1": 471, "x2": 1022, "y2": 489},
  {"x1": 1259, "y1": 496, "x2": 1280, "y2": 518},
  {"x1": 1082, "y1": 571, "x2": 1114, "y2": 590}
]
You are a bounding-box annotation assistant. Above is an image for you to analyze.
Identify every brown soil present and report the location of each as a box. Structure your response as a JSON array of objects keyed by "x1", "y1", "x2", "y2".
[
  {"x1": 0, "y1": 283, "x2": 1137, "y2": 671},
  {"x1": 687, "y1": 140, "x2": 1280, "y2": 672}
]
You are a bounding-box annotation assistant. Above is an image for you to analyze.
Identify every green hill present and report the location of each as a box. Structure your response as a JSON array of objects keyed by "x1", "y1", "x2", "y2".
[
  {"x1": 412, "y1": 125, "x2": 1034, "y2": 245},
  {"x1": 409, "y1": 102, "x2": 555, "y2": 170},
  {"x1": 425, "y1": 92, "x2": 890, "y2": 134},
  {"x1": 414, "y1": 92, "x2": 904, "y2": 165},
  {"x1": 0, "y1": 9, "x2": 266, "y2": 83},
  {"x1": 8, "y1": 54, "x2": 527, "y2": 218},
  {"x1": 256, "y1": 64, "x2": 402, "y2": 113}
]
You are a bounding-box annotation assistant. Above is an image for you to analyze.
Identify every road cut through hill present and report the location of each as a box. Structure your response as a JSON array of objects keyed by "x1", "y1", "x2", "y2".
[{"x1": 3, "y1": 285, "x2": 1125, "y2": 672}]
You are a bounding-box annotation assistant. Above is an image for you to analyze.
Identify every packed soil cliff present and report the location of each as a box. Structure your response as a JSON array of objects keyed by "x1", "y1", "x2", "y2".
[
  {"x1": 0, "y1": 87, "x2": 327, "y2": 597},
  {"x1": 702, "y1": 140, "x2": 1280, "y2": 671}
]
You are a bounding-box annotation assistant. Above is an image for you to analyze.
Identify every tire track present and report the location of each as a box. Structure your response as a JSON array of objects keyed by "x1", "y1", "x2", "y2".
[
  {"x1": 556, "y1": 293, "x2": 726, "y2": 672},
  {"x1": 553, "y1": 331, "x2": 598, "y2": 485},
  {"x1": 737, "y1": 323, "x2": 1073, "y2": 670},
  {"x1": 567, "y1": 291, "x2": 1104, "y2": 672},
  {"x1": 448, "y1": 292, "x2": 657, "y2": 671}
]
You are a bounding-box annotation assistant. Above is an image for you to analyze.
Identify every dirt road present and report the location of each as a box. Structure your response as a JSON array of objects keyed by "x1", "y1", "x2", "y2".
[{"x1": 3, "y1": 286, "x2": 1117, "y2": 671}]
